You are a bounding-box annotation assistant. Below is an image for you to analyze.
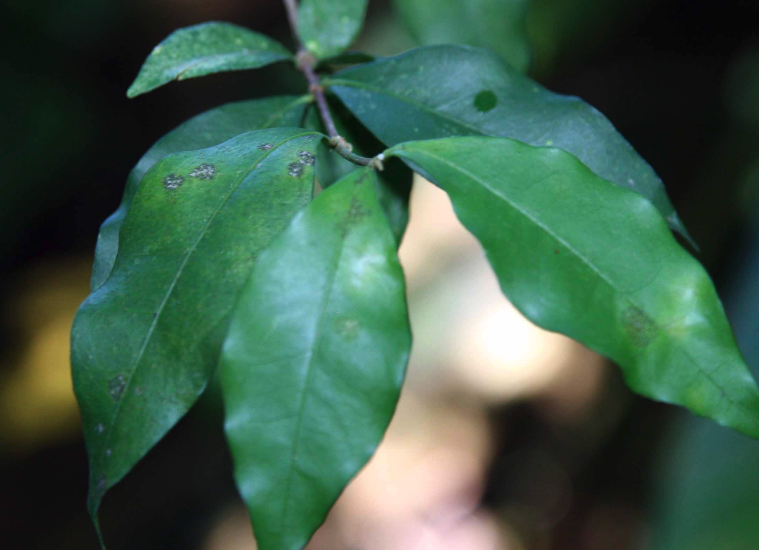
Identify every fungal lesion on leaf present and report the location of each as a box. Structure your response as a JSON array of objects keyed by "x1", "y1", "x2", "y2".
[
  {"x1": 297, "y1": 150, "x2": 315, "y2": 166},
  {"x1": 287, "y1": 162, "x2": 305, "y2": 177},
  {"x1": 621, "y1": 305, "x2": 658, "y2": 348},
  {"x1": 162, "y1": 174, "x2": 184, "y2": 190},
  {"x1": 257, "y1": 143, "x2": 273, "y2": 151},
  {"x1": 189, "y1": 163, "x2": 216, "y2": 180}
]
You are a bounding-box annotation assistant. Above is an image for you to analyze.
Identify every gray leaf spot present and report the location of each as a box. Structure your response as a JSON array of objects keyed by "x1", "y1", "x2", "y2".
[
  {"x1": 97, "y1": 423, "x2": 104, "y2": 434},
  {"x1": 257, "y1": 143, "x2": 273, "y2": 151},
  {"x1": 288, "y1": 162, "x2": 304, "y2": 177},
  {"x1": 189, "y1": 163, "x2": 216, "y2": 180},
  {"x1": 297, "y1": 150, "x2": 316, "y2": 166},
  {"x1": 162, "y1": 174, "x2": 184, "y2": 190},
  {"x1": 106, "y1": 448, "x2": 112, "y2": 458},
  {"x1": 108, "y1": 374, "x2": 127, "y2": 402}
]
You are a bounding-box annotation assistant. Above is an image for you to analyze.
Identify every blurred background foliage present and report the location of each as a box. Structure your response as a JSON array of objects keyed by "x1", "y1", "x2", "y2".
[{"x1": 2, "y1": 0, "x2": 759, "y2": 548}]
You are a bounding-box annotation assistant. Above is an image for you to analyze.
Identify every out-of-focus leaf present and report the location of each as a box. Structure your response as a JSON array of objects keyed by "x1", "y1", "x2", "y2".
[
  {"x1": 297, "y1": 0, "x2": 368, "y2": 59},
  {"x1": 221, "y1": 168, "x2": 410, "y2": 550},
  {"x1": 327, "y1": 45, "x2": 695, "y2": 246},
  {"x1": 127, "y1": 22, "x2": 292, "y2": 97},
  {"x1": 91, "y1": 95, "x2": 312, "y2": 290},
  {"x1": 72, "y1": 128, "x2": 322, "y2": 527},
  {"x1": 388, "y1": 137, "x2": 759, "y2": 438},
  {"x1": 393, "y1": 0, "x2": 530, "y2": 72}
]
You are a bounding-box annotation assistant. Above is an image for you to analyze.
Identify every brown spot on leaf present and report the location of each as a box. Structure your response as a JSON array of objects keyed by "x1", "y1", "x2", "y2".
[{"x1": 621, "y1": 306, "x2": 657, "y2": 348}]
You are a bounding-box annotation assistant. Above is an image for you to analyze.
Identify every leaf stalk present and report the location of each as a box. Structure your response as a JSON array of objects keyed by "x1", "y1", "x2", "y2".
[{"x1": 284, "y1": 0, "x2": 382, "y2": 169}]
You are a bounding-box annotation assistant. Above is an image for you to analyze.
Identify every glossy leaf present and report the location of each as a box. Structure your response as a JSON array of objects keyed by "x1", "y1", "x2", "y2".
[
  {"x1": 304, "y1": 99, "x2": 412, "y2": 244},
  {"x1": 91, "y1": 95, "x2": 311, "y2": 290},
  {"x1": 221, "y1": 168, "x2": 410, "y2": 550},
  {"x1": 393, "y1": 0, "x2": 531, "y2": 72},
  {"x1": 127, "y1": 22, "x2": 292, "y2": 97},
  {"x1": 327, "y1": 45, "x2": 695, "y2": 245},
  {"x1": 72, "y1": 128, "x2": 323, "y2": 523},
  {"x1": 388, "y1": 137, "x2": 759, "y2": 438},
  {"x1": 297, "y1": 0, "x2": 368, "y2": 59}
]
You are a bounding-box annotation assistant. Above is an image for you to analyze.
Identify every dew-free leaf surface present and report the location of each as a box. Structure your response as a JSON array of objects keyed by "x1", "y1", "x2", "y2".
[
  {"x1": 328, "y1": 45, "x2": 694, "y2": 244},
  {"x1": 72, "y1": 128, "x2": 322, "y2": 523},
  {"x1": 222, "y1": 168, "x2": 410, "y2": 550},
  {"x1": 389, "y1": 136, "x2": 759, "y2": 438}
]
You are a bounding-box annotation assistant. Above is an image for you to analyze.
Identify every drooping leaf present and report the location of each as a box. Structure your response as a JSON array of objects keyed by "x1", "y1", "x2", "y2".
[
  {"x1": 326, "y1": 45, "x2": 695, "y2": 245},
  {"x1": 304, "y1": 99, "x2": 412, "y2": 244},
  {"x1": 91, "y1": 95, "x2": 312, "y2": 290},
  {"x1": 72, "y1": 128, "x2": 323, "y2": 524},
  {"x1": 221, "y1": 167, "x2": 410, "y2": 550},
  {"x1": 297, "y1": 0, "x2": 368, "y2": 59},
  {"x1": 388, "y1": 137, "x2": 759, "y2": 439},
  {"x1": 127, "y1": 22, "x2": 292, "y2": 98},
  {"x1": 393, "y1": 0, "x2": 531, "y2": 72}
]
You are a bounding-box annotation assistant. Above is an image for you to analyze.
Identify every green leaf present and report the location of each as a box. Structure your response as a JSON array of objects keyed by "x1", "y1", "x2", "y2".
[
  {"x1": 393, "y1": 0, "x2": 531, "y2": 72},
  {"x1": 72, "y1": 128, "x2": 323, "y2": 524},
  {"x1": 297, "y1": 0, "x2": 368, "y2": 59},
  {"x1": 326, "y1": 45, "x2": 695, "y2": 246},
  {"x1": 127, "y1": 22, "x2": 292, "y2": 97},
  {"x1": 388, "y1": 136, "x2": 759, "y2": 439},
  {"x1": 221, "y1": 167, "x2": 410, "y2": 550},
  {"x1": 304, "y1": 100, "x2": 412, "y2": 245},
  {"x1": 91, "y1": 95, "x2": 312, "y2": 291}
]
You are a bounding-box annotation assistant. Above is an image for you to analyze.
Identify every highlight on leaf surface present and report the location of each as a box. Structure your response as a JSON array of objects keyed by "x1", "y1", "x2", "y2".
[
  {"x1": 221, "y1": 167, "x2": 411, "y2": 550},
  {"x1": 326, "y1": 44, "x2": 696, "y2": 246},
  {"x1": 127, "y1": 22, "x2": 293, "y2": 97},
  {"x1": 72, "y1": 128, "x2": 323, "y2": 526},
  {"x1": 387, "y1": 136, "x2": 759, "y2": 439}
]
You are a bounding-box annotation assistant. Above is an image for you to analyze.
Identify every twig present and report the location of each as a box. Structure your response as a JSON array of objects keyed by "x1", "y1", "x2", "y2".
[{"x1": 283, "y1": 0, "x2": 382, "y2": 169}]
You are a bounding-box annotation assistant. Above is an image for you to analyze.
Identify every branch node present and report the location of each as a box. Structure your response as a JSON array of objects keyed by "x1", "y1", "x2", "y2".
[{"x1": 330, "y1": 135, "x2": 353, "y2": 153}]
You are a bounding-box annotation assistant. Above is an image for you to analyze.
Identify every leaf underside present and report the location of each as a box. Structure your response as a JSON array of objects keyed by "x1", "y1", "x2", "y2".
[
  {"x1": 72, "y1": 128, "x2": 323, "y2": 521},
  {"x1": 222, "y1": 168, "x2": 410, "y2": 550},
  {"x1": 91, "y1": 95, "x2": 311, "y2": 290},
  {"x1": 127, "y1": 22, "x2": 292, "y2": 98},
  {"x1": 389, "y1": 137, "x2": 759, "y2": 439},
  {"x1": 327, "y1": 44, "x2": 695, "y2": 246}
]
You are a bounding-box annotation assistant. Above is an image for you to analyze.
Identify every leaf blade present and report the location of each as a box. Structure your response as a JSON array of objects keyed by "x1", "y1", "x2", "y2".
[
  {"x1": 297, "y1": 0, "x2": 368, "y2": 59},
  {"x1": 72, "y1": 128, "x2": 323, "y2": 521},
  {"x1": 221, "y1": 168, "x2": 410, "y2": 550},
  {"x1": 327, "y1": 45, "x2": 694, "y2": 245},
  {"x1": 388, "y1": 137, "x2": 759, "y2": 438},
  {"x1": 91, "y1": 95, "x2": 312, "y2": 291},
  {"x1": 127, "y1": 22, "x2": 292, "y2": 97}
]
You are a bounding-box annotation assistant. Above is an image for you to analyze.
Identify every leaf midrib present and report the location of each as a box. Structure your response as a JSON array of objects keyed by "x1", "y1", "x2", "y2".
[
  {"x1": 101, "y1": 131, "x2": 321, "y2": 474},
  {"x1": 173, "y1": 48, "x2": 292, "y2": 81},
  {"x1": 400, "y1": 148, "x2": 754, "y2": 426},
  {"x1": 278, "y1": 185, "x2": 361, "y2": 536}
]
